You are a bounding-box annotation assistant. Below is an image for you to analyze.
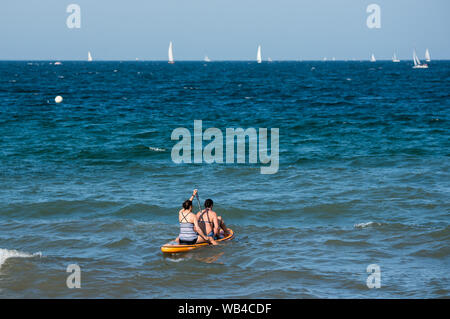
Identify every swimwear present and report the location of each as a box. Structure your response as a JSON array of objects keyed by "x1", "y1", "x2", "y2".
[
  {"x1": 199, "y1": 209, "x2": 218, "y2": 239},
  {"x1": 207, "y1": 231, "x2": 219, "y2": 240},
  {"x1": 179, "y1": 238, "x2": 197, "y2": 245},
  {"x1": 179, "y1": 211, "x2": 198, "y2": 244}
]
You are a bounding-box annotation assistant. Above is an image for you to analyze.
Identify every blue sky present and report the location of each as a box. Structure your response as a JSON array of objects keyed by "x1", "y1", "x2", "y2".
[{"x1": 0, "y1": 0, "x2": 448, "y2": 60}]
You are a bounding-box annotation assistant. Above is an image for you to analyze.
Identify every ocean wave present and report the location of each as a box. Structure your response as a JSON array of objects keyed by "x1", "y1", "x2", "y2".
[
  {"x1": 352, "y1": 221, "x2": 426, "y2": 232},
  {"x1": 104, "y1": 237, "x2": 133, "y2": 248},
  {"x1": 353, "y1": 221, "x2": 446, "y2": 234},
  {"x1": 73, "y1": 143, "x2": 160, "y2": 160},
  {"x1": 410, "y1": 245, "x2": 450, "y2": 258},
  {"x1": 0, "y1": 200, "x2": 281, "y2": 220},
  {"x1": 354, "y1": 221, "x2": 382, "y2": 229},
  {"x1": 114, "y1": 203, "x2": 168, "y2": 217},
  {"x1": 324, "y1": 239, "x2": 370, "y2": 247},
  {"x1": 426, "y1": 226, "x2": 450, "y2": 240},
  {"x1": 148, "y1": 146, "x2": 166, "y2": 152},
  {"x1": 133, "y1": 130, "x2": 157, "y2": 139},
  {"x1": 0, "y1": 200, "x2": 119, "y2": 218},
  {"x1": 0, "y1": 248, "x2": 42, "y2": 268}
]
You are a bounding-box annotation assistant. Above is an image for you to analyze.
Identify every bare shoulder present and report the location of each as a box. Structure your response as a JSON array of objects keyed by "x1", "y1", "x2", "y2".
[{"x1": 210, "y1": 210, "x2": 218, "y2": 217}]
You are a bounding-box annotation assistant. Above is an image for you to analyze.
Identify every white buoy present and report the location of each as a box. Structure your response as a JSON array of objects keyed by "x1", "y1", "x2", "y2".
[{"x1": 55, "y1": 96, "x2": 63, "y2": 103}]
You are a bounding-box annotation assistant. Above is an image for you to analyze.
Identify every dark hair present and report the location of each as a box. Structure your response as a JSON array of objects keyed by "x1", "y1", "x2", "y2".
[
  {"x1": 204, "y1": 199, "x2": 213, "y2": 208},
  {"x1": 182, "y1": 200, "x2": 192, "y2": 210}
]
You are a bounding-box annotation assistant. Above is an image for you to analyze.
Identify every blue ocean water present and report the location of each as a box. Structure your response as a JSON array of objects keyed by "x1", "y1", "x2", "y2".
[{"x1": 0, "y1": 61, "x2": 449, "y2": 298}]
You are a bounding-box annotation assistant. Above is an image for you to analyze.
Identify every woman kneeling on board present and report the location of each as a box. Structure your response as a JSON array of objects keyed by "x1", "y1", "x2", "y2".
[{"x1": 177, "y1": 189, "x2": 218, "y2": 245}]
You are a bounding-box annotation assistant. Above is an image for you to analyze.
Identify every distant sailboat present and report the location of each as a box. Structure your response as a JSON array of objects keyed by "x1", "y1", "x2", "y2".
[
  {"x1": 204, "y1": 56, "x2": 211, "y2": 62},
  {"x1": 425, "y1": 49, "x2": 431, "y2": 62},
  {"x1": 392, "y1": 53, "x2": 400, "y2": 62},
  {"x1": 257, "y1": 45, "x2": 262, "y2": 63},
  {"x1": 168, "y1": 42, "x2": 174, "y2": 64},
  {"x1": 267, "y1": 57, "x2": 273, "y2": 62},
  {"x1": 88, "y1": 51, "x2": 93, "y2": 62},
  {"x1": 413, "y1": 50, "x2": 428, "y2": 69},
  {"x1": 370, "y1": 53, "x2": 376, "y2": 62}
]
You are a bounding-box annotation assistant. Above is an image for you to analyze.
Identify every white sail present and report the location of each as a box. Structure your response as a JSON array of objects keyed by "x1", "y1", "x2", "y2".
[
  {"x1": 413, "y1": 50, "x2": 428, "y2": 68},
  {"x1": 257, "y1": 45, "x2": 262, "y2": 63},
  {"x1": 267, "y1": 57, "x2": 272, "y2": 62},
  {"x1": 425, "y1": 49, "x2": 431, "y2": 62},
  {"x1": 393, "y1": 53, "x2": 400, "y2": 62},
  {"x1": 204, "y1": 56, "x2": 211, "y2": 62},
  {"x1": 168, "y1": 42, "x2": 174, "y2": 64},
  {"x1": 413, "y1": 50, "x2": 420, "y2": 66},
  {"x1": 88, "y1": 51, "x2": 93, "y2": 62},
  {"x1": 370, "y1": 53, "x2": 376, "y2": 62}
]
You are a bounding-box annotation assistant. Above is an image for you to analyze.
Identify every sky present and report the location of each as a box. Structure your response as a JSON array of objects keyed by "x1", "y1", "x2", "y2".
[{"x1": 0, "y1": 0, "x2": 449, "y2": 60}]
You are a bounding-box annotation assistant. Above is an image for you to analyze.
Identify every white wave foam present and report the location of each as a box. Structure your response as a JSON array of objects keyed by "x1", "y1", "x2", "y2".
[
  {"x1": 0, "y1": 248, "x2": 42, "y2": 268},
  {"x1": 148, "y1": 147, "x2": 166, "y2": 152},
  {"x1": 166, "y1": 257, "x2": 188, "y2": 263},
  {"x1": 354, "y1": 221, "x2": 381, "y2": 229}
]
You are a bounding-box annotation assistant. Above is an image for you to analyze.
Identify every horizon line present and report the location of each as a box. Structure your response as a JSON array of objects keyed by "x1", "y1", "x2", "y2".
[{"x1": 0, "y1": 59, "x2": 447, "y2": 62}]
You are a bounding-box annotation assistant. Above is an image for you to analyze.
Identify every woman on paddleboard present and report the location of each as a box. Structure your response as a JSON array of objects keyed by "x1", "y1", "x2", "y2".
[
  {"x1": 177, "y1": 189, "x2": 218, "y2": 245},
  {"x1": 197, "y1": 199, "x2": 230, "y2": 240}
]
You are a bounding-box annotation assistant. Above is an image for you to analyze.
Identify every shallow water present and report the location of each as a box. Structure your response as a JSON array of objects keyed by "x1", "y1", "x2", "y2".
[{"x1": 0, "y1": 61, "x2": 449, "y2": 298}]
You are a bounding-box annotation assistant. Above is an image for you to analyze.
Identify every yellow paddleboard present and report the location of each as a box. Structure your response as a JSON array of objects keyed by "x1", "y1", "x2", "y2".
[{"x1": 161, "y1": 229, "x2": 234, "y2": 253}]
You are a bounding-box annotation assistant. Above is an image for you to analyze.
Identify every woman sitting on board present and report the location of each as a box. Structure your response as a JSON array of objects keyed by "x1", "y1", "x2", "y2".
[
  {"x1": 197, "y1": 199, "x2": 230, "y2": 240},
  {"x1": 177, "y1": 189, "x2": 218, "y2": 245}
]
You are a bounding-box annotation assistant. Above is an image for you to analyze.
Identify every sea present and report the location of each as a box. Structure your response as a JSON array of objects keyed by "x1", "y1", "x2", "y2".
[{"x1": 0, "y1": 60, "x2": 448, "y2": 298}]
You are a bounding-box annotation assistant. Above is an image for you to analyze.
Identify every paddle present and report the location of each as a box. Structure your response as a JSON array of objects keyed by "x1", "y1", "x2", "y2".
[{"x1": 195, "y1": 192, "x2": 203, "y2": 214}]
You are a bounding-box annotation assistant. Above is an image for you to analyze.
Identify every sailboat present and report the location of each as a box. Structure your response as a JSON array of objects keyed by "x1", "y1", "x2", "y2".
[
  {"x1": 392, "y1": 53, "x2": 400, "y2": 62},
  {"x1": 370, "y1": 53, "x2": 376, "y2": 62},
  {"x1": 267, "y1": 57, "x2": 273, "y2": 62},
  {"x1": 425, "y1": 49, "x2": 431, "y2": 62},
  {"x1": 168, "y1": 42, "x2": 174, "y2": 64},
  {"x1": 413, "y1": 50, "x2": 428, "y2": 69},
  {"x1": 257, "y1": 45, "x2": 262, "y2": 63},
  {"x1": 88, "y1": 51, "x2": 93, "y2": 62},
  {"x1": 204, "y1": 56, "x2": 211, "y2": 62}
]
